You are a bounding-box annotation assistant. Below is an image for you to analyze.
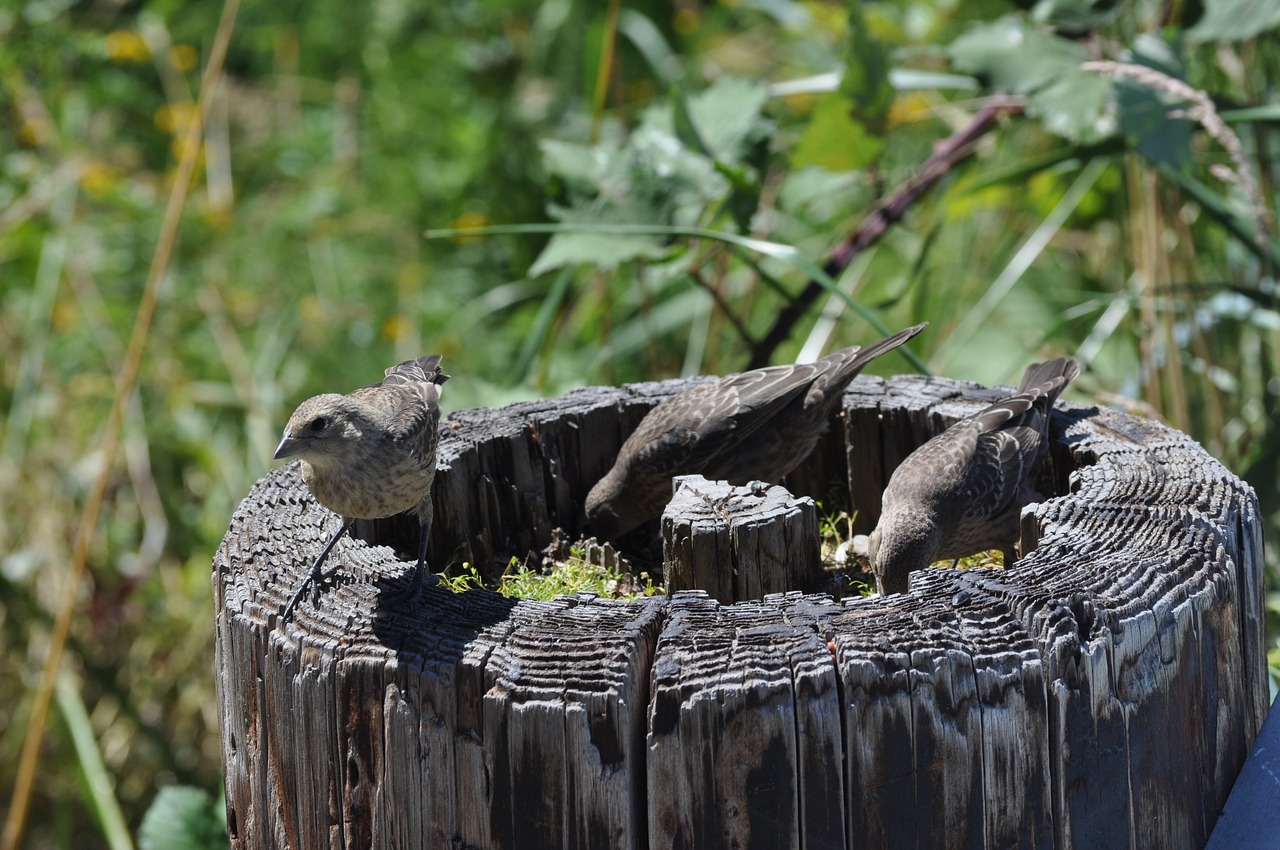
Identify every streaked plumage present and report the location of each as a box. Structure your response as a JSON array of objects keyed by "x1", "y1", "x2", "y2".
[
  {"x1": 273, "y1": 355, "x2": 448, "y2": 617},
  {"x1": 869, "y1": 357, "x2": 1079, "y2": 595},
  {"x1": 585, "y1": 323, "x2": 928, "y2": 540}
]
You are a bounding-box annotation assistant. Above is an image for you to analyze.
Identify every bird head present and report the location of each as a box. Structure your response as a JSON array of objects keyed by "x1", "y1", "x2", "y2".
[
  {"x1": 583, "y1": 474, "x2": 629, "y2": 541},
  {"x1": 274, "y1": 394, "x2": 368, "y2": 464},
  {"x1": 868, "y1": 512, "x2": 939, "y2": 596}
]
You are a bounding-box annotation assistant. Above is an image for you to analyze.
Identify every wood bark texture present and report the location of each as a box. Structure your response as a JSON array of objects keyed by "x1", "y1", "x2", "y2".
[
  {"x1": 214, "y1": 374, "x2": 1268, "y2": 850},
  {"x1": 661, "y1": 474, "x2": 822, "y2": 602}
]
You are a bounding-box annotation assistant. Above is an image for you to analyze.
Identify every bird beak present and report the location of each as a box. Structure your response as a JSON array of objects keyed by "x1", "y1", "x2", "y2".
[{"x1": 273, "y1": 432, "x2": 301, "y2": 460}]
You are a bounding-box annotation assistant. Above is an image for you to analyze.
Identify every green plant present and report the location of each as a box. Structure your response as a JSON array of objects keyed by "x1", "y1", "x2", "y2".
[
  {"x1": 137, "y1": 786, "x2": 226, "y2": 850},
  {"x1": 4, "y1": 0, "x2": 1280, "y2": 846}
]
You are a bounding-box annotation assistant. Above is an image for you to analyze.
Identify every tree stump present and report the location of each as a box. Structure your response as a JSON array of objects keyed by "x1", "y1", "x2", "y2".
[
  {"x1": 661, "y1": 474, "x2": 821, "y2": 603},
  {"x1": 214, "y1": 373, "x2": 1269, "y2": 850}
]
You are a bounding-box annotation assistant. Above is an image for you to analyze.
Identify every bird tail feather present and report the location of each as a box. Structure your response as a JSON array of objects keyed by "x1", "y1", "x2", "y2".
[
  {"x1": 382, "y1": 355, "x2": 450, "y2": 387},
  {"x1": 1015, "y1": 357, "x2": 1079, "y2": 405},
  {"x1": 824, "y1": 321, "x2": 929, "y2": 387}
]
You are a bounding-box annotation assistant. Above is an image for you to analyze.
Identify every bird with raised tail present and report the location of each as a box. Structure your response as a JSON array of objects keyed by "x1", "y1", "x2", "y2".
[
  {"x1": 869, "y1": 357, "x2": 1079, "y2": 595},
  {"x1": 273, "y1": 355, "x2": 448, "y2": 618},
  {"x1": 585, "y1": 322, "x2": 928, "y2": 541}
]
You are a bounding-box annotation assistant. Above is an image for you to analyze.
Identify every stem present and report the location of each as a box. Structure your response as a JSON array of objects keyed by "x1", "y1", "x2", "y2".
[{"x1": 747, "y1": 94, "x2": 1023, "y2": 368}]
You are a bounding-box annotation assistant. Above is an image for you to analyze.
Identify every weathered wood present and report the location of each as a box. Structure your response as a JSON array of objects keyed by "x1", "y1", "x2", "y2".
[
  {"x1": 661, "y1": 474, "x2": 822, "y2": 603},
  {"x1": 214, "y1": 373, "x2": 1269, "y2": 850},
  {"x1": 829, "y1": 575, "x2": 1054, "y2": 849},
  {"x1": 216, "y1": 463, "x2": 663, "y2": 849},
  {"x1": 422, "y1": 382, "x2": 695, "y2": 580},
  {"x1": 646, "y1": 591, "x2": 845, "y2": 850}
]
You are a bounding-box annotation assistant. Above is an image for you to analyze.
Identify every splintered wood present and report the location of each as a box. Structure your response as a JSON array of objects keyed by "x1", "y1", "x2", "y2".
[{"x1": 214, "y1": 373, "x2": 1268, "y2": 850}]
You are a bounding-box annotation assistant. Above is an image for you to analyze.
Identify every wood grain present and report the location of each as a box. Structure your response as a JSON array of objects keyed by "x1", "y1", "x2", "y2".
[
  {"x1": 661, "y1": 475, "x2": 822, "y2": 603},
  {"x1": 214, "y1": 373, "x2": 1268, "y2": 849}
]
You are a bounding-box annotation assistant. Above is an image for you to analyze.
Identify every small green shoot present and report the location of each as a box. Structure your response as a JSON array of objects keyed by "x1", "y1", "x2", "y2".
[{"x1": 438, "y1": 549, "x2": 665, "y2": 601}]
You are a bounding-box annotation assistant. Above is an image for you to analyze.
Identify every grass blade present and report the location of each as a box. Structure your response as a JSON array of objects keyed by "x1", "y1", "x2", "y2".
[
  {"x1": 937, "y1": 157, "x2": 1107, "y2": 366},
  {"x1": 56, "y1": 673, "x2": 134, "y2": 850}
]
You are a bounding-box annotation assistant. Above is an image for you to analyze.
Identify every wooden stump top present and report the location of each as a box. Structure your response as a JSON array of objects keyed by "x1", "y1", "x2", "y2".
[
  {"x1": 661, "y1": 474, "x2": 822, "y2": 602},
  {"x1": 214, "y1": 373, "x2": 1269, "y2": 850}
]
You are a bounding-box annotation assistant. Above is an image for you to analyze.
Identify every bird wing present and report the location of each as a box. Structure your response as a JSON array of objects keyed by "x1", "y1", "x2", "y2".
[
  {"x1": 953, "y1": 366, "x2": 1074, "y2": 524},
  {"x1": 351, "y1": 355, "x2": 448, "y2": 442},
  {"x1": 961, "y1": 426, "x2": 1033, "y2": 523},
  {"x1": 625, "y1": 363, "x2": 820, "y2": 479}
]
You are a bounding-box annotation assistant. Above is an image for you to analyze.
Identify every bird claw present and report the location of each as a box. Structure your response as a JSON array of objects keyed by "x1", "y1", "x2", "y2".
[{"x1": 380, "y1": 562, "x2": 431, "y2": 608}]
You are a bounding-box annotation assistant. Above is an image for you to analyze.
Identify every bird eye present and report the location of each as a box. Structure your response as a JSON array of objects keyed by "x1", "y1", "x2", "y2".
[{"x1": 309, "y1": 417, "x2": 328, "y2": 432}]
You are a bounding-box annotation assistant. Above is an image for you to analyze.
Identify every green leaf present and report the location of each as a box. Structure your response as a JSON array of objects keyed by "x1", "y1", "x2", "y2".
[
  {"x1": 658, "y1": 76, "x2": 773, "y2": 164},
  {"x1": 1113, "y1": 36, "x2": 1191, "y2": 167},
  {"x1": 949, "y1": 16, "x2": 1115, "y2": 143},
  {"x1": 138, "y1": 786, "x2": 227, "y2": 850},
  {"x1": 841, "y1": 0, "x2": 894, "y2": 134},
  {"x1": 948, "y1": 16, "x2": 1088, "y2": 93},
  {"x1": 1188, "y1": 0, "x2": 1280, "y2": 42},
  {"x1": 534, "y1": 120, "x2": 730, "y2": 275},
  {"x1": 791, "y1": 94, "x2": 885, "y2": 171},
  {"x1": 1028, "y1": 69, "x2": 1115, "y2": 143},
  {"x1": 666, "y1": 80, "x2": 767, "y2": 229},
  {"x1": 1032, "y1": 0, "x2": 1123, "y2": 31},
  {"x1": 1115, "y1": 78, "x2": 1191, "y2": 167},
  {"x1": 777, "y1": 167, "x2": 865, "y2": 221},
  {"x1": 539, "y1": 139, "x2": 607, "y2": 191},
  {"x1": 671, "y1": 88, "x2": 714, "y2": 159},
  {"x1": 625, "y1": 125, "x2": 727, "y2": 216}
]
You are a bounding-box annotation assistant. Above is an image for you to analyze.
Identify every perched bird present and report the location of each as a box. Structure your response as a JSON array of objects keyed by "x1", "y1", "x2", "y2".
[
  {"x1": 273, "y1": 355, "x2": 448, "y2": 618},
  {"x1": 585, "y1": 323, "x2": 928, "y2": 540},
  {"x1": 869, "y1": 357, "x2": 1079, "y2": 595}
]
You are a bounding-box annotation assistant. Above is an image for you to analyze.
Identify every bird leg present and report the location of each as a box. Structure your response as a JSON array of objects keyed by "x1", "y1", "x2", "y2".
[
  {"x1": 380, "y1": 515, "x2": 432, "y2": 607},
  {"x1": 281, "y1": 518, "x2": 355, "y2": 620}
]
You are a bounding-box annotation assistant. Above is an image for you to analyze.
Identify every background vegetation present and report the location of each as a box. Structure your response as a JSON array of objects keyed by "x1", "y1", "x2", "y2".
[{"x1": 2, "y1": 0, "x2": 1278, "y2": 846}]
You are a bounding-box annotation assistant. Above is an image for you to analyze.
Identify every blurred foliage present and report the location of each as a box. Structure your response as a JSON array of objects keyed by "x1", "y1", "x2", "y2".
[
  {"x1": 2, "y1": 0, "x2": 1279, "y2": 846},
  {"x1": 136, "y1": 786, "x2": 225, "y2": 850}
]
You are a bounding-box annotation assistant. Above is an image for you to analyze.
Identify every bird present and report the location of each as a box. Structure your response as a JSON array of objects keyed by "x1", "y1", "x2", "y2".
[
  {"x1": 584, "y1": 322, "x2": 928, "y2": 541},
  {"x1": 272, "y1": 355, "x2": 448, "y2": 618},
  {"x1": 868, "y1": 357, "x2": 1079, "y2": 595}
]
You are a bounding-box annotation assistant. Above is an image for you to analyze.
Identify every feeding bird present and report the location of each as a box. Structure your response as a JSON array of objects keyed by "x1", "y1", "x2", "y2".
[
  {"x1": 273, "y1": 355, "x2": 448, "y2": 618},
  {"x1": 869, "y1": 357, "x2": 1079, "y2": 595},
  {"x1": 585, "y1": 323, "x2": 928, "y2": 541}
]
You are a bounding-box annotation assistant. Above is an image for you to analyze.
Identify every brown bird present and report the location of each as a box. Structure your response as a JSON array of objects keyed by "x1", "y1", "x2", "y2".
[
  {"x1": 585, "y1": 323, "x2": 928, "y2": 540},
  {"x1": 869, "y1": 357, "x2": 1079, "y2": 595},
  {"x1": 273, "y1": 355, "x2": 448, "y2": 618}
]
